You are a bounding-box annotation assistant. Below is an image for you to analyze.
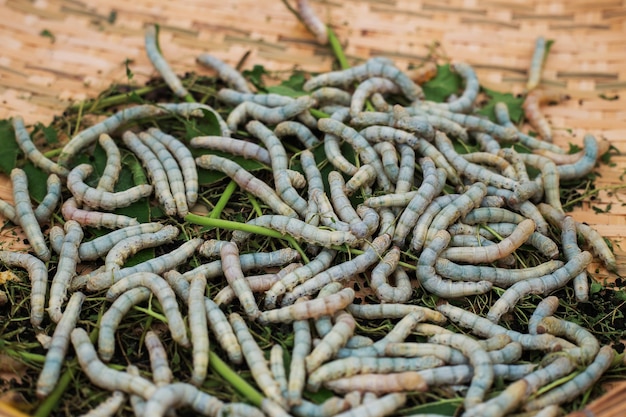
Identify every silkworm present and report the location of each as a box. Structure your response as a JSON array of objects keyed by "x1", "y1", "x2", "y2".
[
  {"x1": 329, "y1": 171, "x2": 372, "y2": 238},
  {"x1": 78, "y1": 222, "x2": 164, "y2": 261},
  {"x1": 324, "y1": 371, "x2": 428, "y2": 395},
  {"x1": 344, "y1": 164, "x2": 377, "y2": 196},
  {"x1": 230, "y1": 215, "x2": 358, "y2": 248},
  {"x1": 522, "y1": 90, "x2": 567, "y2": 142},
  {"x1": 98, "y1": 287, "x2": 152, "y2": 362},
  {"x1": 486, "y1": 251, "x2": 592, "y2": 323},
  {"x1": 439, "y1": 218, "x2": 535, "y2": 264},
  {"x1": 265, "y1": 248, "x2": 337, "y2": 309},
  {"x1": 122, "y1": 130, "x2": 176, "y2": 216},
  {"x1": 561, "y1": 216, "x2": 588, "y2": 302},
  {"x1": 527, "y1": 36, "x2": 546, "y2": 91},
  {"x1": 312, "y1": 188, "x2": 351, "y2": 232},
  {"x1": 79, "y1": 391, "x2": 125, "y2": 417},
  {"x1": 306, "y1": 310, "x2": 356, "y2": 373},
  {"x1": 188, "y1": 273, "x2": 209, "y2": 386},
  {"x1": 36, "y1": 291, "x2": 85, "y2": 398},
  {"x1": 0, "y1": 251, "x2": 47, "y2": 327},
  {"x1": 274, "y1": 121, "x2": 322, "y2": 149},
  {"x1": 463, "y1": 207, "x2": 526, "y2": 225},
  {"x1": 410, "y1": 194, "x2": 459, "y2": 252},
  {"x1": 283, "y1": 234, "x2": 390, "y2": 303},
  {"x1": 33, "y1": 174, "x2": 61, "y2": 224},
  {"x1": 62, "y1": 196, "x2": 140, "y2": 229},
  {"x1": 86, "y1": 238, "x2": 203, "y2": 291},
  {"x1": 11, "y1": 116, "x2": 69, "y2": 176},
  {"x1": 229, "y1": 312, "x2": 286, "y2": 408},
  {"x1": 0, "y1": 197, "x2": 18, "y2": 224},
  {"x1": 192, "y1": 135, "x2": 270, "y2": 165},
  {"x1": 473, "y1": 131, "x2": 501, "y2": 154},
  {"x1": 105, "y1": 272, "x2": 190, "y2": 347},
  {"x1": 47, "y1": 220, "x2": 84, "y2": 323},
  {"x1": 144, "y1": 330, "x2": 174, "y2": 386},
  {"x1": 393, "y1": 144, "x2": 415, "y2": 194},
  {"x1": 557, "y1": 134, "x2": 599, "y2": 181},
  {"x1": 350, "y1": 77, "x2": 401, "y2": 117},
  {"x1": 297, "y1": 0, "x2": 328, "y2": 44},
  {"x1": 384, "y1": 342, "x2": 467, "y2": 365},
  {"x1": 444, "y1": 62, "x2": 480, "y2": 113},
  {"x1": 147, "y1": 127, "x2": 199, "y2": 207},
  {"x1": 144, "y1": 25, "x2": 188, "y2": 98},
  {"x1": 528, "y1": 296, "x2": 560, "y2": 335},
  {"x1": 310, "y1": 87, "x2": 352, "y2": 106},
  {"x1": 259, "y1": 287, "x2": 354, "y2": 324},
  {"x1": 356, "y1": 124, "x2": 432, "y2": 148},
  {"x1": 488, "y1": 341, "x2": 523, "y2": 364},
  {"x1": 347, "y1": 303, "x2": 446, "y2": 324},
  {"x1": 300, "y1": 149, "x2": 325, "y2": 221},
  {"x1": 287, "y1": 298, "x2": 312, "y2": 406},
  {"x1": 227, "y1": 96, "x2": 316, "y2": 131},
  {"x1": 142, "y1": 382, "x2": 226, "y2": 417},
  {"x1": 104, "y1": 225, "x2": 179, "y2": 272},
  {"x1": 196, "y1": 54, "x2": 251, "y2": 93},
  {"x1": 205, "y1": 298, "x2": 243, "y2": 365},
  {"x1": 11, "y1": 168, "x2": 50, "y2": 261},
  {"x1": 214, "y1": 272, "x2": 283, "y2": 306},
  {"x1": 217, "y1": 88, "x2": 292, "y2": 107},
  {"x1": 370, "y1": 246, "x2": 407, "y2": 303},
  {"x1": 72, "y1": 327, "x2": 157, "y2": 398},
  {"x1": 356, "y1": 205, "x2": 380, "y2": 237},
  {"x1": 291, "y1": 397, "x2": 350, "y2": 417},
  {"x1": 220, "y1": 241, "x2": 261, "y2": 320},
  {"x1": 393, "y1": 158, "x2": 446, "y2": 246},
  {"x1": 270, "y1": 344, "x2": 288, "y2": 397},
  {"x1": 322, "y1": 110, "x2": 360, "y2": 176},
  {"x1": 373, "y1": 141, "x2": 400, "y2": 183},
  {"x1": 195, "y1": 154, "x2": 298, "y2": 217},
  {"x1": 524, "y1": 345, "x2": 615, "y2": 411},
  {"x1": 462, "y1": 152, "x2": 517, "y2": 180},
  {"x1": 516, "y1": 153, "x2": 561, "y2": 212},
  {"x1": 536, "y1": 316, "x2": 600, "y2": 365}
]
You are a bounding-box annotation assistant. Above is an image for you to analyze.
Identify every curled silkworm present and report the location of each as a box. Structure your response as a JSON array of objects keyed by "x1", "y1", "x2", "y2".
[
  {"x1": 324, "y1": 372, "x2": 427, "y2": 395},
  {"x1": 144, "y1": 330, "x2": 174, "y2": 386},
  {"x1": 33, "y1": 174, "x2": 61, "y2": 224},
  {"x1": 487, "y1": 251, "x2": 592, "y2": 323},
  {"x1": 557, "y1": 134, "x2": 599, "y2": 181},
  {"x1": 12, "y1": 116, "x2": 69, "y2": 176},
  {"x1": 374, "y1": 141, "x2": 400, "y2": 183},
  {"x1": 106, "y1": 272, "x2": 191, "y2": 348},
  {"x1": 122, "y1": 130, "x2": 176, "y2": 216},
  {"x1": 473, "y1": 131, "x2": 501, "y2": 154},
  {"x1": 62, "y1": 197, "x2": 140, "y2": 229},
  {"x1": 517, "y1": 153, "x2": 561, "y2": 212},
  {"x1": 561, "y1": 216, "x2": 588, "y2": 302},
  {"x1": 528, "y1": 296, "x2": 560, "y2": 335},
  {"x1": 306, "y1": 310, "x2": 356, "y2": 373},
  {"x1": 188, "y1": 273, "x2": 209, "y2": 386},
  {"x1": 191, "y1": 135, "x2": 271, "y2": 164},
  {"x1": 196, "y1": 154, "x2": 297, "y2": 217},
  {"x1": 47, "y1": 220, "x2": 84, "y2": 323},
  {"x1": 287, "y1": 298, "x2": 312, "y2": 406},
  {"x1": 297, "y1": 0, "x2": 328, "y2": 44},
  {"x1": 227, "y1": 97, "x2": 316, "y2": 131},
  {"x1": 350, "y1": 77, "x2": 401, "y2": 117},
  {"x1": 344, "y1": 164, "x2": 377, "y2": 196},
  {"x1": 36, "y1": 291, "x2": 85, "y2": 398},
  {"x1": 71, "y1": 327, "x2": 157, "y2": 398},
  {"x1": 144, "y1": 25, "x2": 188, "y2": 98},
  {"x1": 522, "y1": 90, "x2": 568, "y2": 142},
  {"x1": 527, "y1": 36, "x2": 546, "y2": 91},
  {"x1": 442, "y1": 62, "x2": 479, "y2": 113},
  {"x1": 11, "y1": 168, "x2": 50, "y2": 261},
  {"x1": 410, "y1": 194, "x2": 459, "y2": 252},
  {"x1": 536, "y1": 316, "x2": 600, "y2": 365},
  {"x1": 78, "y1": 222, "x2": 164, "y2": 261},
  {"x1": 197, "y1": 54, "x2": 251, "y2": 93},
  {"x1": 104, "y1": 225, "x2": 179, "y2": 272},
  {"x1": 95, "y1": 134, "x2": 121, "y2": 192},
  {"x1": 274, "y1": 121, "x2": 321, "y2": 149},
  {"x1": 370, "y1": 246, "x2": 410, "y2": 303},
  {"x1": 0, "y1": 197, "x2": 18, "y2": 224},
  {"x1": 312, "y1": 188, "x2": 351, "y2": 232},
  {"x1": 329, "y1": 171, "x2": 372, "y2": 238},
  {"x1": 259, "y1": 287, "x2": 355, "y2": 324},
  {"x1": 0, "y1": 251, "x2": 47, "y2": 327},
  {"x1": 221, "y1": 241, "x2": 261, "y2": 320}
]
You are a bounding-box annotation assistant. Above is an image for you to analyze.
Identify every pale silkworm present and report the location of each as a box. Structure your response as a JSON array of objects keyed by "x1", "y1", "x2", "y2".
[
  {"x1": 356, "y1": 205, "x2": 380, "y2": 237},
  {"x1": 36, "y1": 291, "x2": 85, "y2": 398},
  {"x1": 98, "y1": 287, "x2": 152, "y2": 362},
  {"x1": 329, "y1": 171, "x2": 372, "y2": 238},
  {"x1": 205, "y1": 298, "x2": 243, "y2": 365},
  {"x1": 527, "y1": 36, "x2": 546, "y2": 91},
  {"x1": 322, "y1": 109, "x2": 360, "y2": 176},
  {"x1": 122, "y1": 130, "x2": 176, "y2": 216},
  {"x1": 312, "y1": 188, "x2": 351, "y2": 232},
  {"x1": 287, "y1": 298, "x2": 312, "y2": 406},
  {"x1": 439, "y1": 218, "x2": 535, "y2": 264},
  {"x1": 229, "y1": 312, "x2": 286, "y2": 408},
  {"x1": 104, "y1": 225, "x2": 179, "y2": 272},
  {"x1": 499, "y1": 148, "x2": 532, "y2": 187},
  {"x1": 58, "y1": 103, "x2": 224, "y2": 167},
  {"x1": 318, "y1": 118, "x2": 392, "y2": 191},
  {"x1": 534, "y1": 138, "x2": 608, "y2": 166},
  {"x1": 95, "y1": 134, "x2": 121, "y2": 192},
  {"x1": 265, "y1": 248, "x2": 337, "y2": 309},
  {"x1": 259, "y1": 287, "x2": 355, "y2": 324},
  {"x1": 274, "y1": 121, "x2": 321, "y2": 149},
  {"x1": 47, "y1": 220, "x2": 84, "y2": 323},
  {"x1": 105, "y1": 272, "x2": 191, "y2": 348},
  {"x1": 291, "y1": 397, "x2": 350, "y2": 417},
  {"x1": 384, "y1": 342, "x2": 467, "y2": 365},
  {"x1": 71, "y1": 327, "x2": 157, "y2": 398},
  {"x1": 445, "y1": 62, "x2": 480, "y2": 113},
  {"x1": 324, "y1": 372, "x2": 428, "y2": 395},
  {"x1": 393, "y1": 158, "x2": 446, "y2": 246},
  {"x1": 283, "y1": 234, "x2": 391, "y2": 303},
  {"x1": 142, "y1": 382, "x2": 226, "y2": 417},
  {"x1": 344, "y1": 164, "x2": 377, "y2": 196},
  {"x1": 373, "y1": 142, "x2": 400, "y2": 183},
  {"x1": 410, "y1": 194, "x2": 459, "y2": 252},
  {"x1": 486, "y1": 251, "x2": 592, "y2": 323},
  {"x1": 86, "y1": 238, "x2": 203, "y2": 291},
  {"x1": 524, "y1": 345, "x2": 615, "y2": 411},
  {"x1": 557, "y1": 134, "x2": 599, "y2": 181},
  {"x1": 462, "y1": 152, "x2": 517, "y2": 180},
  {"x1": 195, "y1": 154, "x2": 298, "y2": 217},
  {"x1": 191, "y1": 135, "x2": 271, "y2": 165},
  {"x1": 395, "y1": 144, "x2": 415, "y2": 194},
  {"x1": 287, "y1": 169, "x2": 307, "y2": 189},
  {"x1": 78, "y1": 391, "x2": 125, "y2": 417},
  {"x1": 144, "y1": 330, "x2": 174, "y2": 386},
  {"x1": 33, "y1": 174, "x2": 61, "y2": 224},
  {"x1": 78, "y1": 222, "x2": 164, "y2": 261},
  {"x1": 247, "y1": 120, "x2": 309, "y2": 216},
  {"x1": 487, "y1": 341, "x2": 523, "y2": 364},
  {"x1": 0, "y1": 197, "x2": 18, "y2": 224},
  {"x1": 62, "y1": 197, "x2": 140, "y2": 229},
  {"x1": 270, "y1": 344, "x2": 288, "y2": 397},
  {"x1": 144, "y1": 25, "x2": 188, "y2": 97},
  {"x1": 188, "y1": 273, "x2": 209, "y2": 386},
  {"x1": 364, "y1": 190, "x2": 422, "y2": 208},
  {"x1": 435, "y1": 258, "x2": 564, "y2": 288},
  {"x1": 485, "y1": 187, "x2": 550, "y2": 235},
  {"x1": 436, "y1": 303, "x2": 564, "y2": 352},
  {"x1": 227, "y1": 97, "x2": 316, "y2": 131},
  {"x1": 138, "y1": 130, "x2": 188, "y2": 216},
  {"x1": 11, "y1": 168, "x2": 50, "y2": 261},
  {"x1": 230, "y1": 215, "x2": 358, "y2": 248},
  {"x1": 479, "y1": 334, "x2": 513, "y2": 352},
  {"x1": 300, "y1": 149, "x2": 325, "y2": 222},
  {"x1": 0, "y1": 251, "x2": 47, "y2": 327},
  {"x1": 214, "y1": 272, "x2": 281, "y2": 306},
  {"x1": 306, "y1": 310, "x2": 356, "y2": 373},
  {"x1": 196, "y1": 53, "x2": 252, "y2": 93},
  {"x1": 217, "y1": 88, "x2": 292, "y2": 107},
  {"x1": 333, "y1": 393, "x2": 407, "y2": 417},
  {"x1": 483, "y1": 222, "x2": 557, "y2": 261},
  {"x1": 370, "y1": 246, "x2": 408, "y2": 303},
  {"x1": 561, "y1": 216, "x2": 588, "y2": 302},
  {"x1": 463, "y1": 207, "x2": 526, "y2": 225},
  {"x1": 473, "y1": 131, "x2": 501, "y2": 154},
  {"x1": 347, "y1": 303, "x2": 446, "y2": 324},
  {"x1": 310, "y1": 87, "x2": 352, "y2": 106},
  {"x1": 350, "y1": 77, "x2": 401, "y2": 117},
  {"x1": 522, "y1": 90, "x2": 567, "y2": 142},
  {"x1": 416, "y1": 363, "x2": 537, "y2": 388},
  {"x1": 356, "y1": 124, "x2": 432, "y2": 148},
  {"x1": 297, "y1": 0, "x2": 328, "y2": 44},
  {"x1": 536, "y1": 316, "x2": 600, "y2": 365},
  {"x1": 528, "y1": 296, "x2": 560, "y2": 335},
  {"x1": 147, "y1": 127, "x2": 199, "y2": 207},
  {"x1": 370, "y1": 92, "x2": 391, "y2": 112},
  {"x1": 516, "y1": 153, "x2": 561, "y2": 212},
  {"x1": 220, "y1": 241, "x2": 261, "y2": 320},
  {"x1": 429, "y1": 333, "x2": 493, "y2": 410},
  {"x1": 11, "y1": 116, "x2": 69, "y2": 176}
]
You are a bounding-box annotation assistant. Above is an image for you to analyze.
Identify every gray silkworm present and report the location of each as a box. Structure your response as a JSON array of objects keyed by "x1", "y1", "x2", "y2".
[
  {"x1": 356, "y1": 123, "x2": 432, "y2": 148},
  {"x1": 144, "y1": 25, "x2": 188, "y2": 98},
  {"x1": 374, "y1": 141, "x2": 400, "y2": 183},
  {"x1": 345, "y1": 164, "x2": 378, "y2": 196},
  {"x1": 462, "y1": 152, "x2": 517, "y2": 180},
  {"x1": 227, "y1": 97, "x2": 316, "y2": 131},
  {"x1": 196, "y1": 53, "x2": 252, "y2": 93},
  {"x1": 557, "y1": 134, "x2": 599, "y2": 181},
  {"x1": 188, "y1": 273, "x2": 209, "y2": 386},
  {"x1": 561, "y1": 216, "x2": 588, "y2": 302},
  {"x1": 310, "y1": 87, "x2": 352, "y2": 106},
  {"x1": 270, "y1": 344, "x2": 288, "y2": 397},
  {"x1": 190, "y1": 135, "x2": 271, "y2": 165},
  {"x1": 445, "y1": 62, "x2": 480, "y2": 113},
  {"x1": 516, "y1": 153, "x2": 562, "y2": 212},
  {"x1": 297, "y1": 0, "x2": 328, "y2": 44},
  {"x1": 528, "y1": 296, "x2": 560, "y2": 335},
  {"x1": 144, "y1": 330, "x2": 174, "y2": 386},
  {"x1": 347, "y1": 303, "x2": 446, "y2": 324},
  {"x1": 220, "y1": 241, "x2": 261, "y2": 320},
  {"x1": 142, "y1": 382, "x2": 226, "y2": 417},
  {"x1": 527, "y1": 36, "x2": 546, "y2": 91},
  {"x1": 274, "y1": 121, "x2": 321, "y2": 149},
  {"x1": 205, "y1": 298, "x2": 243, "y2": 365},
  {"x1": 11, "y1": 116, "x2": 69, "y2": 176},
  {"x1": 333, "y1": 393, "x2": 407, "y2": 417},
  {"x1": 259, "y1": 287, "x2": 355, "y2": 324},
  {"x1": 78, "y1": 222, "x2": 165, "y2": 261},
  {"x1": 104, "y1": 225, "x2": 179, "y2": 272},
  {"x1": 291, "y1": 397, "x2": 350, "y2": 417},
  {"x1": 306, "y1": 310, "x2": 356, "y2": 373},
  {"x1": 33, "y1": 174, "x2": 61, "y2": 224},
  {"x1": 95, "y1": 134, "x2": 121, "y2": 192},
  {"x1": 350, "y1": 77, "x2": 401, "y2": 117},
  {"x1": 384, "y1": 342, "x2": 467, "y2": 365},
  {"x1": 536, "y1": 316, "x2": 600, "y2": 365},
  {"x1": 395, "y1": 144, "x2": 415, "y2": 195},
  {"x1": 36, "y1": 291, "x2": 85, "y2": 398},
  {"x1": 370, "y1": 246, "x2": 410, "y2": 303},
  {"x1": 287, "y1": 298, "x2": 312, "y2": 406},
  {"x1": 78, "y1": 391, "x2": 125, "y2": 417},
  {"x1": 410, "y1": 194, "x2": 459, "y2": 252},
  {"x1": 62, "y1": 197, "x2": 140, "y2": 230},
  {"x1": 324, "y1": 372, "x2": 428, "y2": 395}
]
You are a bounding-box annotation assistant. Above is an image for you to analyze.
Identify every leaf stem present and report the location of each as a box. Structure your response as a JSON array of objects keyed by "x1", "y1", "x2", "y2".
[
  {"x1": 208, "y1": 351, "x2": 264, "y2": 406},
  {"x1": 327, "y1": 27, "x2": 349, "y2": 70},
  {"x1": 209, "y1": 180, "x2": 238, "y2": 219}
]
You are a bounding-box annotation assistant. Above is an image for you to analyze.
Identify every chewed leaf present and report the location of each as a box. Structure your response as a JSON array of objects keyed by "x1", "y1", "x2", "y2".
[
  {"x1": 266, "y1": 72, "x2": 307, "y2": 97},
  {"x1": 421, "y1": 64, "x2": 462, "y2": 103},
  {"x1": 243, "y1": 64, "x2": 268, "y2": 91},
  {"x1": 477, "y1": 87, "x2": 524, "y2": 123},
  {"x1": 184, "y1": 108, "x2": 221, "y2": 139},
  {"x1": 0, "y1": 120, "x2": 20, "y2": 175},
  {"x1": 22, "y1": 162, "x2": 48, "y2": 203}
]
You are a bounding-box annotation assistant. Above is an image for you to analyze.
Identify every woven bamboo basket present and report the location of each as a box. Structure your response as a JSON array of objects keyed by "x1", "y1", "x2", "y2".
[{"x1": 0, "y1": 0, "x2": 625, "y2": 415}]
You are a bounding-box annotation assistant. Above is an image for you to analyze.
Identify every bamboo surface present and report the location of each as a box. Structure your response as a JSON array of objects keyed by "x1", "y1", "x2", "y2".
[{"x1": 0, "y1": 0, "x2": 625, "y2": 415}]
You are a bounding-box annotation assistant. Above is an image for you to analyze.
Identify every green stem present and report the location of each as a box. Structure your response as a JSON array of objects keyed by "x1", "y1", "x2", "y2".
[
  {"x1": 327, "y1": 27, "x2": 350, "y2": 70},
  {"x1": 33, "y1": 366, "x2": 75, "y2": 417},
  {"x1": 309, "y1": 108, "x2": 329, "y2": 119},
  {"x1": 68, "y1": 85, "x2": 159, "y2": 112},
  {"x1": 209, "y1": 351, "x2": 264, "y2": 406},
  {"x1": 209, "y1": 180, "x2": 238, "y2": 219},
  {"x1": 133, "y1": 305, "x2": 168, "y2": 323}
]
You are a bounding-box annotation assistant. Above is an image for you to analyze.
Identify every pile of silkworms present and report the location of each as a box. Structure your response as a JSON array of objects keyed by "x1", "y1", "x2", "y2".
[{"x1": 0, "y1": 22, "x2": 620, "y2": 417}]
